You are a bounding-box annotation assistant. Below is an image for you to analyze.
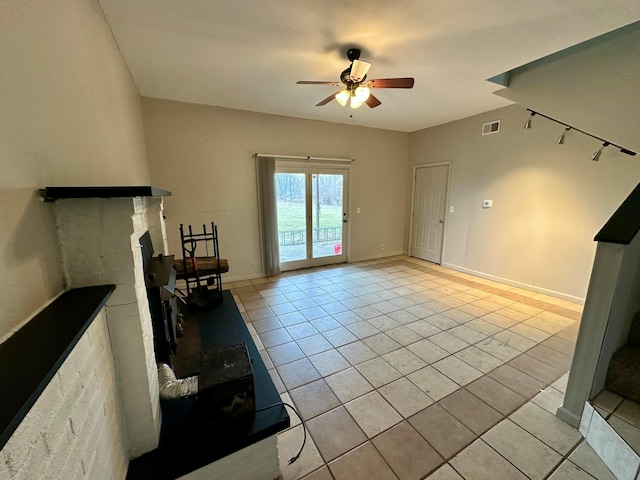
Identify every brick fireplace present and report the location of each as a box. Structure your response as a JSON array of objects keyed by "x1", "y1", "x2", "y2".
[
  {"x1": 0, "y1": 187, "x2": 173, "y2": 479},
  {"x1": 49, "y1": 187, "x2": 171, "y2": 457},
  {"x1": 2, "y1": 186, "x2": 286, "y2": 480}
]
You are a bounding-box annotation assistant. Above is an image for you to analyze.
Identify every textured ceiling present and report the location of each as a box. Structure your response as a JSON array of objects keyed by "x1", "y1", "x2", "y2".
[{"x1": 99, "y1": 0, "x2": 640, "y2": 132}]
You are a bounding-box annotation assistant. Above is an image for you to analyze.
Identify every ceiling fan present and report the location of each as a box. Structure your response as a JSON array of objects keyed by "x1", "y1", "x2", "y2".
[{"x1": 297, "y1": 48, "x2": 414, "y2": 109}]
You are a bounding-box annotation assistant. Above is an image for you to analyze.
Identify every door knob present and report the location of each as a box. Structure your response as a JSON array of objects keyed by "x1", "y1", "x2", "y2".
[{"x1": 439, "y1": 220, "x2": 444, "y2": 223}]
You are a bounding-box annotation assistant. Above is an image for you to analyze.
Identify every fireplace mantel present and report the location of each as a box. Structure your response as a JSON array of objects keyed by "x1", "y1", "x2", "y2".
[{"x1": 40, "y1": 185, "x2": 171, "y2": 201}]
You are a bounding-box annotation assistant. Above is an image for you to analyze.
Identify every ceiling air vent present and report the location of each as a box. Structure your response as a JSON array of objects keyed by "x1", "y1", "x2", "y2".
[{"x1": 482, "y1": 120, "x2": 501, "y2": 135}]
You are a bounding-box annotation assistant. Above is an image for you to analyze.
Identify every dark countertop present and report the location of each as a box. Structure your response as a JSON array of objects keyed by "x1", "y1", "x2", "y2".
[{"x1": 0, "y1": 285, "x2": 115, "y2": 450}]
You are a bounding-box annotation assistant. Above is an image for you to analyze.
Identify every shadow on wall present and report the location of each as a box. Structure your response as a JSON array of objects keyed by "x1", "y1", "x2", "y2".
[{"x1": 0, "y1": 189, "x2": 63, "y2": 337}]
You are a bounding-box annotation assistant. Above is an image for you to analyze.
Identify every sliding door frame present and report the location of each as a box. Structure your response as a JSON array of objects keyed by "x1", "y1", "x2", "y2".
[{"x1": 276, "y1": 160, "x2": 351, "y2": 271}]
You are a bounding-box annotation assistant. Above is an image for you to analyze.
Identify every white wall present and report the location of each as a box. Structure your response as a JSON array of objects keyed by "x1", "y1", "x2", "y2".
[
  {"x1": 0, "y1": 0, "x2": 151, "y2": 341},
  {"x1": 408, "y1": 104, "x2": 640, "y2": 301},
  {"x1": 0, "y1": 310, "x2": 128, "y2": 480},
  {"x1": 142, "y1": 99, "x2": 409, "y2": 280}
]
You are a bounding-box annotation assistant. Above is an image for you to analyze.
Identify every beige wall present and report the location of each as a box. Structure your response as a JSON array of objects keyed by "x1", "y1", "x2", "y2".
[
  {"x1": 142, "y1": 98, "x2": 409, "y2": 280},
  {"x1": 495, "y1": 22, "x2": 640, "y2": 154},
  {"x1": 0, "y1": 0, "x2": 150, "y2": 340},
  {"x1": 408, "y1": 104, "x2": 640, "y2": 301},
  {"x1": 3, "y1": 0, "x2": 631, "y2": 338},
  {"x1": 144, "y1": 96, "x2": 640, "y2": 301}
]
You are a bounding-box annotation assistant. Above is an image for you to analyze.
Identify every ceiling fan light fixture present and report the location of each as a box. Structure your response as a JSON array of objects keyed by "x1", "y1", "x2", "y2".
[
  {"x1": 355, "y1": 86, "x2": 370, "y2": 102},
  {"x1": 297, "y1": 47, "x2": 415, "y2": 109},
  {"x1": 336, "y1": 90, "x2": 350, "y2": 106},
  {"x1": 350, "y1": 60, "x2": 371, "y2": 82},
  {"x1": 350, "y1": 96, "x2": 365, "y2": 109}
]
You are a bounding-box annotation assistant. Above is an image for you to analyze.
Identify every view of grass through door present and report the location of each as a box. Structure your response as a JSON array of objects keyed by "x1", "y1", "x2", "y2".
[{"x1": 275, "y1": 169, "x2": 346, "y2": 268}]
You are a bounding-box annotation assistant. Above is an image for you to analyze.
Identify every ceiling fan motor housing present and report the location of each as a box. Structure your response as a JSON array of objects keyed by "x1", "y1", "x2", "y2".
[
  {"x1": 346, "y1": 48, "x2": 361, "y2": 62},
  {"x1": 340, "y1": 68, "x2": 366, "y2": 87}
]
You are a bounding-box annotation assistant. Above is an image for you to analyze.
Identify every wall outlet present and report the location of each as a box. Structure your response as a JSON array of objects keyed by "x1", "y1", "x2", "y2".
[{"x1": 381, "y1": 243, "x2": 386, "y2": 251}]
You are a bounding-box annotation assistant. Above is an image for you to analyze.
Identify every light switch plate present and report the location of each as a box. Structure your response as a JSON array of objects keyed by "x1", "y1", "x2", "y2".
[{"x1": 483, "y1": 200, "x2": 493, "y2": 208}]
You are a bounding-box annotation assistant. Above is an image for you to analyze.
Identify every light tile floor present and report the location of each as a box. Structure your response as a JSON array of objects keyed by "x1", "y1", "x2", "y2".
[
  {"x1": 227, "y1": 255, "x2": 617, "y2": 480},
  {"x1": 593, "y1": 390, "x2": 640, "y2": 455}
]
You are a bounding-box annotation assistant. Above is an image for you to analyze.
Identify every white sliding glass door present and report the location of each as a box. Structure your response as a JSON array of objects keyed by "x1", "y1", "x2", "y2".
[{"x1": 275, "y1": 165, "x2": 348, "y2": 270}]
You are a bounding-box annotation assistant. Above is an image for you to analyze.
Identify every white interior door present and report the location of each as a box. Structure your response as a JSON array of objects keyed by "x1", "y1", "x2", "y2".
[
  {"x1": 275, "y1": 165, "x2": 349, "y2": 271},
  {"x1": 411, "y1": 164, "x2": 449, "y2": 263}
]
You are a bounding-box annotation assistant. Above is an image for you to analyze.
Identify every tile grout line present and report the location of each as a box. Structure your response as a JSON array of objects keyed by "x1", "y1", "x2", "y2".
[{"x1": 229, "y1": 256, "x2": 582, "y2": 480}]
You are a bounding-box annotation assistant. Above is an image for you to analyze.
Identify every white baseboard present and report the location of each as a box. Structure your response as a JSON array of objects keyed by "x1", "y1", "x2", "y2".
[
  {"x1": 349, "y1": 251, "x2": 405, "y2": 263},
  {"x1": 555, "y1": 405, "x2": 581, "y2": 428},
  {"x1": 223, "y1": 272, "x2": 268, "y2": 283},
  {"x1": 441, "y1": 262, "x2": 585, "y2": 304},
  {"x1": 223, "y1": 252, "x2": 406, "y2": 283},
  {"x1": 225, "y1": 258, "x2": 584, "y2": 305}
]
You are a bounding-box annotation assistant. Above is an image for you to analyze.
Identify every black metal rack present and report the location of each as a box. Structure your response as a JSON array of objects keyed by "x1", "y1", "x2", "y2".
[{"x1": 175, "y1": 223, "x2": 229, "y2": 305}]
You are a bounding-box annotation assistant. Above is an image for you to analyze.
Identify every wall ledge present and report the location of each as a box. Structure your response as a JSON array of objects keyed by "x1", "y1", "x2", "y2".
[{"x1": 40, "y1": 186, "x2": 171, "y2": 201}]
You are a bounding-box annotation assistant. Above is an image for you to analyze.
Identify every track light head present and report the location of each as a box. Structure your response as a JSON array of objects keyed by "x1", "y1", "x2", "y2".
[
  {"x1": 591, "y1": 142, "x2": 610, "y2": 161},
  {"x1": 557, "y1": 127, "x2": 570, "y2": 145},
  {"x1": 524, "y1": 112, "x2": 536, "y2": 129}
]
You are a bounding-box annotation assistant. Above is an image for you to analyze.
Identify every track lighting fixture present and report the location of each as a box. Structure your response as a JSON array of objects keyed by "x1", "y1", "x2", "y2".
[
  {"x1": 557, "y1": 127, "x2": 570, "y2": 145},
  {"x1": 523, "y1": 109, "x2": 636, "y2": 159},
  {"x1": 523, "y1": 112, "x2": 535, "y2": 129},
  {"x1": 591, "y1": 142, "x2": 609, "y2": 162}
]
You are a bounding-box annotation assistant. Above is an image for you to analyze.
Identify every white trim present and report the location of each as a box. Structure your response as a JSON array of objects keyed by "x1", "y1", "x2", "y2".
[
  {"x1": 223, "y1": 272, "x2": 268, "y2": 283},
  {"x1": 255, "y1": 153, "x2": 354, "y2": 163},
  {"x1": 556, "y1": 406, "x2": 581, "y2": 428},
  {"x1": 408, "y1": 161, "x2": 452, "y2": 264},
  {"x1": 441, "y1": 262, "x2": 585, "y2": 304},
  {"x1": 346, "y1": 168, "x2": 353, "y2": 264},
  {"x1": 274, "y1": 163, "x2": 350, "y2": 270},
  {"x1": 178, "y1": 435, "x2": 280, "y2": 480},
  {"x1": 349, "y1": 250, "x2": 405, "y2": 263}
]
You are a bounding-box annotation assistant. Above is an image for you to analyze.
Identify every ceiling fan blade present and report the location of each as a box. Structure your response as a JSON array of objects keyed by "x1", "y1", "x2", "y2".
[
  {"x1": 368, "y1": 78, "x2": 415, "y2": 89},
  {"x1": 297, "y1": 80, "x2": 341, "y2": 85},
  {"x1": 315, "y1": 91, "x2": 342, "y2": 106},
  {"x1": 365, "y1": 93, "x2": 382, "y2": 109}
]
